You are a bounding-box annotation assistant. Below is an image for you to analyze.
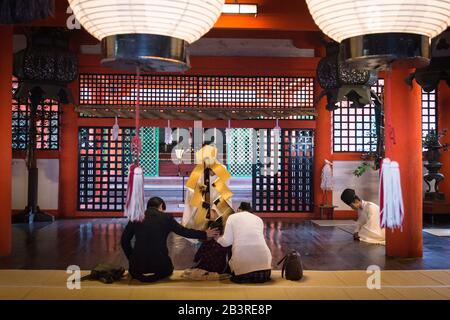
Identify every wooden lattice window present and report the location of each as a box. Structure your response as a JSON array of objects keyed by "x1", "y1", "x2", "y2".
[
  {"x1": 12, "y1": 79, "x2": 60, "y2": 150},
  {"x1": 228, "y1": 128, "x2": 254, "y2": 177},
  {"x1": 253, "y1": 129, "x2": 314, "y2": 212},
  {"x1": 158, "y1": 127, "x2": 227, "y2": 165},
  {"x1": 332, "y1": 81, "x2": 439, "y2": 152},
  {"x1": 140, "y1": 127, "x2": 159, "y2": 177},
  {"x1": 77, "y1": 126, "x2": 160, "y2": 211},
  {"x1": 422, "y1": 89, "x2": 438, "y2": 139},
  {"x1": 332, "y1": 79, "x2": 384, "y2": 152},
  {"x1": 78, "y1": 127, "x2": 133, "y2": 211},
  {"x1": 79, "y1": 74, "x2": 315, "y2": 112}
]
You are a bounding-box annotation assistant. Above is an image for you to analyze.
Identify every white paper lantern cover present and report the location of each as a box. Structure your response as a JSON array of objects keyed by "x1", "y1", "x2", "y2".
[
  {"x1": 306, "y1": 0, "x2": 450, "y2": 43},
  {"x1": 68, "y1": 0, "x2": 225, "y2": 44}
]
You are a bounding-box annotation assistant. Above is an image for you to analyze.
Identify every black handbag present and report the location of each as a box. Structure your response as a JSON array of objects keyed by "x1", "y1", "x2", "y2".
[
  {"x1": 277, "y1": 250, "x2": 304, "y2": 281},
  {"x1": 81, "y1": 264, "x2": 126, "y2": 284}
]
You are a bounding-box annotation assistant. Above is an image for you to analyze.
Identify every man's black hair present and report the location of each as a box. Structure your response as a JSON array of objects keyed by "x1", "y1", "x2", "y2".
[
  {"x1": 238, "y1": 202, "x2": 253, "y2": 213},
  {"x1": 340, "y1": 189, "x2": 360, "y2": 206}
]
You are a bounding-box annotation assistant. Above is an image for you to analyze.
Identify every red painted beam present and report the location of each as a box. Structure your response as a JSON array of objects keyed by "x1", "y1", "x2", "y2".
[
  {"x1": 76, "y1": 54, "x2": 320, "y2": 76},
  {"x1": 437, "y1": 82, "x2": 450, "y2": 199},
  {"x1": 384, "y1": 69, "x2": 423, "y2": 258},
  {"x1": 0, "y1": 26, "x2": 13, "y2": 257},
  {"x1": 76, "y1": 118, "x2": 316, "y2": 129},
  {"x1": 13, "y1": 150, "x2": 60, "y2": 159},
  {"x1": 58, "y1": 81, "x2": 80, "y2": 218},
  {"x1": 313, "y1": 76, "x2": 332, "y2": 217}
]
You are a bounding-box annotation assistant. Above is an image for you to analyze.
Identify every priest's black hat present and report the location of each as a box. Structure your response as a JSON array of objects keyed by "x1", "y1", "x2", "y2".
[{"x1": 341, "y1": 188, "x2": 357, "y2": 206}]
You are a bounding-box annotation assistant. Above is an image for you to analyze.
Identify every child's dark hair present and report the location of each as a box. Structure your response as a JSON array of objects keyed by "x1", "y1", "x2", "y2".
[
  {"x1": 208, "y1": 218, "x2": 224, "y2": 234},
  {"x1": 147, "y1": 197, "x2": 166, "y2": 211}
]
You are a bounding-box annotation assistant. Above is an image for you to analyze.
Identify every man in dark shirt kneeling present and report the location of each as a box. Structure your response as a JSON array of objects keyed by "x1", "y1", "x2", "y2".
[{"x1": 121, "y1": 197, "x2": 219, "y2": 282}]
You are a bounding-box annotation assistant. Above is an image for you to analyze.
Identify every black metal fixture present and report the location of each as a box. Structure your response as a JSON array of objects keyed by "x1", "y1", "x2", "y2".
[
  {"x1": 316, "y1": 42, "x2": 378, "y2": 111},
  {"x1": 341, "y1": 33, "x2": 430, "y2": 70},
  {"x1": 406, "y1": 28, "x2": 450, "y2": 92},
  {"x1": 12, "y1": 27, "x2": 78, "y2": 224},
  {"x1": 317, "y1": 42, "x2": 385, "y2": 169},
  {"x1": 0, "y1": 0, "x2": 54, "y2": 24},
  {"x1": 423, "y1": 129, "x2": 449, "y2": 201},
  {"x1": 101, "y1": 34, "x2": 189, "y2": 72}
]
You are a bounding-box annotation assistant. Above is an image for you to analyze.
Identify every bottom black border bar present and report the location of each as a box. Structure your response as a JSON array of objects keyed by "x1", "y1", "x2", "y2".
[{"x1": 1, "y1": 300, "x2": 449, "y2": 319}]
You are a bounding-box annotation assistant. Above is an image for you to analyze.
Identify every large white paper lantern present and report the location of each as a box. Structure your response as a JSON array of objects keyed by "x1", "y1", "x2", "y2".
[
  {"x1": 306, "y1": 0, "x2": 450, "y2": 69},
  {"x1": 306, "y1": 0, "x2": 450, "y2": 43},
  {"x1": 68, "y1": 0, "x2": 225, "y2": 71}
]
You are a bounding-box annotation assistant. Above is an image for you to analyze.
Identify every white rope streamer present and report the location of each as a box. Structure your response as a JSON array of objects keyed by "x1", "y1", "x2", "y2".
[
  {"x1": 124, "y1": 166, "x2": 145, "y2": 222},
  {"x1": 165, "y1": 119, "x2": 173, "y2": 145},
  {"x1": 225, "y1": 119, "x2": 232, "y2": 145},
  {"x1": 111, "y1": 116, "x2": 120, "y2": 141},
  {"x1": 273, "y1": 119, "x2": 281, "y2": 144},
  {"x1": 320, "y1": 161, "x2": 333, "y2": 191},
  {"x1": 380, "y1": 158, "x2": 404, "y2": 230}
]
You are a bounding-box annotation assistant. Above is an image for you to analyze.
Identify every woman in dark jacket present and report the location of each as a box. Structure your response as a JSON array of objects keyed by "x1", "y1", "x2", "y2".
[{"x1": 121, "y1": 197, "x2": 219, "y2": 282}]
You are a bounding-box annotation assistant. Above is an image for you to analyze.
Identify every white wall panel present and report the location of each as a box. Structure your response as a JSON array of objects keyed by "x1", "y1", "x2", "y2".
[{"x1": 12, "y1": 159, "x2": 59, "y2": 210}]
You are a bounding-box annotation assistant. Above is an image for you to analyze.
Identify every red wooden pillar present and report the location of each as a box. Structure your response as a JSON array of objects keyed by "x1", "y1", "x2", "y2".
[
  {"x1": 437, "y1": 82, "x2": 450, "y2": 199},
  {"x1": 314, "y1": 73, "x2": 332, "y2": 217},
  {"x1": 59, "y1": 81, "x2": 79, "y2": 218},
  {"x1": 384, "y1": 68, "x2": 423, "y2": 258},
  {"x1": 0, "y1": 26, "x2": 13, "y2": 256}
]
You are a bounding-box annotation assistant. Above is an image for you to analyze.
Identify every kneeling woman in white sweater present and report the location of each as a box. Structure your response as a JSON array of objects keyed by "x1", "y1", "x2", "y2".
[{"x1": 216, "y1": 202, "x2": 272, "y2": 283}]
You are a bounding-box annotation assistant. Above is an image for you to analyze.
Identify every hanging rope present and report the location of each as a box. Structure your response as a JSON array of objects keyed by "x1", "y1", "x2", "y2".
[
  {"x1": 132, "y1": 67, "x2": 142, "y2": 160},
  {"x1": 385, "y1": 69, "x2": 396, "y2": 145},
  {"x1": 124, "y1": 67, "x2": 145, "y2": 222},
  {"x1": 225, "y1": 119, "x2": 232, "y2": 145}
]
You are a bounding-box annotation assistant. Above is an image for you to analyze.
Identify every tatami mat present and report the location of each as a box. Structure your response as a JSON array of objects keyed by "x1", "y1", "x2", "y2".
[
  {"x1": 423, "y1": 229, "x2": 450, "y2": 237},
  {"x1": 1, "y1": 270, "x2": 450, "y2": 300},
  {"x1": 312, "y1": 220, "x2": 356, "y2": 227}
]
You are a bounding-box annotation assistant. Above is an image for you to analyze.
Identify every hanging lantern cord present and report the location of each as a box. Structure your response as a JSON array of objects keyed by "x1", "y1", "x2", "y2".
[
  {"x1": 385, "y1": 68, "x2": 396, "y2": 145},
  {"x1": 132, "y1": 66, "x2": 142, "y2": 164}
]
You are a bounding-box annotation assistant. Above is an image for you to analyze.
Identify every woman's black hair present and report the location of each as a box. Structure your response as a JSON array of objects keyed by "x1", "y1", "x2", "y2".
[
  {"x1": 147, "y1": 197, "x2": 166, "y2": 211},
  {"x1": 238, "y1": 202, "x2": 253, "y2": 213}
]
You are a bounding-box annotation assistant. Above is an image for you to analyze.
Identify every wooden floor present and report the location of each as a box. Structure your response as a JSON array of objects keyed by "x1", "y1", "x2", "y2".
[
  {"x1": 1, "y1": 269, "x2": 450, "y2": 300},
  {"x1": 1, "y1": 218, "x2": 450, "y2": 270}
]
